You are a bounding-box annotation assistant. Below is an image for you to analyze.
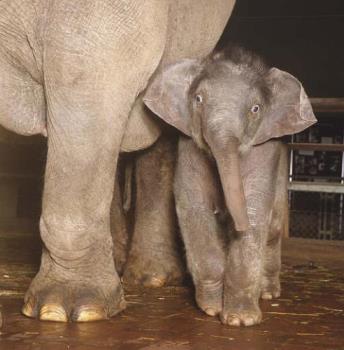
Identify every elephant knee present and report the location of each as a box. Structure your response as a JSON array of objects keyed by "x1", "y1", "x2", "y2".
[
  {"x1": 39, "y1": 215, "x2": 109, "y2": 262},
  {"x1": 191, "y1": 258, "x2": 224, "y2": 284}
]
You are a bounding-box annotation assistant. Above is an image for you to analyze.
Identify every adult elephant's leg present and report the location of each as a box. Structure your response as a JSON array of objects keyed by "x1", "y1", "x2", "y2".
[
  {"x1": 23, "y1": 84, "x2": 127, "y2": 322},
  {"x1": 261, "y1": 145, "x2": 288, "y2": 300},
  {"x1": 124, "y1": 136, "x2": 185, "y2": 287},
  {"x1": 22, "y1": 0, "x2": 168, "y2": 322},
  {"x1": 110, "y1": 159, "x2": 130, "y2": 276}
]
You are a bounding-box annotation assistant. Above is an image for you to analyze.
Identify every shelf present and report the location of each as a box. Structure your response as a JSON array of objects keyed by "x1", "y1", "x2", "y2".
[
  {"x1": 288, "y1": 143, "x2": 344, "y2": 152},
  {"x1": 310, "y1": 98, "x2": 344, "y2": 114},
  {"x1": 288, "y1": 181, "x2": 344, "y2": 194}
]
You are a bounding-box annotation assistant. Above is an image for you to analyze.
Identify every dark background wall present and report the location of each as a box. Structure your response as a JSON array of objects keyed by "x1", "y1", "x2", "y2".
[{"x1": 219, "y1": 0, "x2": 344, "y2": 97}]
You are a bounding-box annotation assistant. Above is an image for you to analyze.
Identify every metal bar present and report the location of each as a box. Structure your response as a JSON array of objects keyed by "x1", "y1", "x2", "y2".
[{"x1": 288, "y1": 182, "x2": 344, "y2": 194}]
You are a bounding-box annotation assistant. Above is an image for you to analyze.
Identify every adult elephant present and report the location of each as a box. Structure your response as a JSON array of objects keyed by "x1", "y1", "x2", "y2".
[{"x1": 0, "y1": 0, "x2": 236, "y2": 322}]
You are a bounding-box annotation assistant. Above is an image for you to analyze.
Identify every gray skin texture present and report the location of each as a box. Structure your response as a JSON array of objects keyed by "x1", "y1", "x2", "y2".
[
  {"x1": 122, "y1": 135, "x2": 186, "y2": 287},
  {"x1": 0, "y1": 0, "x2": 236, "y2": 322},
  {"x1": 112, "y1": 135, "x2": 185, "y2": 287},
  {"x1": 143, "y1": 47, "x2": 317, "y2": 327}
]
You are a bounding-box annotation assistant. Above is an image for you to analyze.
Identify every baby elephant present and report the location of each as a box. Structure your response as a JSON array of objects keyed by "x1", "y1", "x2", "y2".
[{"x1": 143, "y1": 47, "x2": 316, "y2": 326}]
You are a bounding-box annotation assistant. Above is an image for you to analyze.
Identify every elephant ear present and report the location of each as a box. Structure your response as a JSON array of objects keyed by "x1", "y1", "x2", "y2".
[
  {"x1": 253, "y1": 68, "x2": 317, "y2": 145},
  {"x1": 143, "y1": 59, "x2": 202, "y2": 137}
]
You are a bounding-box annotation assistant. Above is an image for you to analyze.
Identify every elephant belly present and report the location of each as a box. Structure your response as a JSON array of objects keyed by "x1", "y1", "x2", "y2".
[
  {"x1": 162, "y1": 0, "x2": 236, "y2": 64},
  {"x1": 0, "y1": 0, "x2": 46, "y2": 137}
]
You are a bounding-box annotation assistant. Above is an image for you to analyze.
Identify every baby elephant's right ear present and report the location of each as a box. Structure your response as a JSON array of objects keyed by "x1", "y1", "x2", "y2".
[{"x1": 143, "y1": 59, "x2": 201, "y2": 137}]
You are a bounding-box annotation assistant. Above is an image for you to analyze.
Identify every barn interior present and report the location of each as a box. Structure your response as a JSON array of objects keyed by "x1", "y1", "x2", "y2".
[{"x1": 0, "y1": 0, "x2": 344, "y2": 349}]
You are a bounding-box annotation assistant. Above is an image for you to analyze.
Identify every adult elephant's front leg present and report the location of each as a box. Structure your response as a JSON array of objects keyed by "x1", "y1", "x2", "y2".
[
  {"x1": 22, "y1": 79, "x2": 129, "y2": 322},
  {"x1": 21, "y1": 0, "x2": 167, "y2": 322}
]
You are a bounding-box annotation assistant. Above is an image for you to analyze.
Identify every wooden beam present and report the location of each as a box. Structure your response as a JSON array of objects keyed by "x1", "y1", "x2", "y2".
[
  {"x1": 288, "y1": 143, "x2": 344, "y2": 152},
  {"x1": 310, "y1": 98, "x2": 344, "y2": 113}
]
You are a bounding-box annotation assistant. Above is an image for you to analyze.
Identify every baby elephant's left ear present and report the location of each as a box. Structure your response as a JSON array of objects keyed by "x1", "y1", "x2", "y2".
[{"x1": 253, "y1": 68, "x2": 317, "y2": 145}]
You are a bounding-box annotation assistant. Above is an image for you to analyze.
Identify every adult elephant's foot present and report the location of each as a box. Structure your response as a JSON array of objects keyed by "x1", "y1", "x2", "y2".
[
  {"x1": 22, "y1": 278, "x2": 125, "y2": 322},
  {"x1": 195, "y1": 280, "x2": 223, "y2": 317},
  {"x1": 221, "y1": 295, "x2": 262, "y2": 327},
  {"x1": 22, "y1": 249, "x2": 126, "y2": 322},
  {"x1": 123, "y1": 245, "x2": 184, "y2": 288},
  {"x1": 260, "y1": 275, "x2": 281, "y2": 300}
]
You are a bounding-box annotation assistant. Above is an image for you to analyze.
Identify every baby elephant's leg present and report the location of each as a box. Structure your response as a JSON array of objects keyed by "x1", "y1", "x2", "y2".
[
  {"x1": 221, "y1": 142, "x2": 281, "y2": 327},
  {"x1": 175, "y1": 138, "x2": 225, "y2": 317},
  {"x1": 261, "y1": 146, "x2": 288, "y2": 300}
]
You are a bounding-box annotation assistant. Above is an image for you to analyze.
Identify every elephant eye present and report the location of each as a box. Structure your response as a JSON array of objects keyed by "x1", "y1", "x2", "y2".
[
  {"x1": 195, "y1": 94, "x2": 203, "y2": 104},
  {"x1": 251, "y1": 104, "x2": 260, "y2": 113}
]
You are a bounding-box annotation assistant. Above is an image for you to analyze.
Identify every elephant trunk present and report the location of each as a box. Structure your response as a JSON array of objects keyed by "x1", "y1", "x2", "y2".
[{"x1": 211, "y1": 138, "x2": 249, "y2": 232}]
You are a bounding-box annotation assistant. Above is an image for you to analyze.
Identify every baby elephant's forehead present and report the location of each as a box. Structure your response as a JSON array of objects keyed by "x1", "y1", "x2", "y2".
[
  {"x1": 203, "y1": 61, "x2": 255, "y2": 86},
  {"x1": 200, "y1": 64, "x2": 253, "y2": 96}
]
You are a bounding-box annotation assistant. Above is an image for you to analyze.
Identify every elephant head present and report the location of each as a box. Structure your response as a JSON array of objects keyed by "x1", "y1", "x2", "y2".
[{"x1": 143, "y1": 47, "x2": 317, "y2": 232}]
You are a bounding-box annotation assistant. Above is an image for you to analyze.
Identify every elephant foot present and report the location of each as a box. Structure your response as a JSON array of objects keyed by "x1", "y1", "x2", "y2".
[
  {"x1": 221, "y1": 296, "x2": 262, "y2": 327},
  {"x1": 123, "y1": 246, "x2": 184, "y2": 288},
  {"x1": 261, "y1": 275, "x2": 281, "y2": 300},
  {"x1": 195, "y1": 280, "x2": 223, "y2": 317},
  {"x1": 22, "y1": 273, "x2": 126, "y2": 322}
]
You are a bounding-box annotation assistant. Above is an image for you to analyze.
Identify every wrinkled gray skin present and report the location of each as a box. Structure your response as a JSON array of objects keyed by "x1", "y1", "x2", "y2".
[
  {"x1": 143, "y1": 48, "x2": 317, "y2": 326},
  {"x1": 122, "y1": 135, "x2": 186, "y2": 287},
  {"x1": 111, "y1": 135, "x2": 185, "y2": 287},
  {"x1": 0, "y1": 0, "x2": 236, "y2": 322}
]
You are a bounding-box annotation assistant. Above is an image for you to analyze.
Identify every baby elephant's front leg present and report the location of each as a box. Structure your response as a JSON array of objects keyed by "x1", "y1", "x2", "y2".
[
  {"x1": 175, "y1": 138, "x2": 225, "y2": 317},
  {"x1": 221, "y1": 144, "x2": 279, "y2": 327},
  {"x1": 221, "y1": 227, "x2": 266, "y2": 327}
]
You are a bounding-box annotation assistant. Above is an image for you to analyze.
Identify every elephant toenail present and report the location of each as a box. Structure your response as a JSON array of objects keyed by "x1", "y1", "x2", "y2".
[
  {"x1": 244, "y1": 317, "x2": 255, "y2": 326},
  {"x1": 22, "y1": 299, "x2": 36, "y2": 318},
  {"x1": 40, "y1": 304, "x2": 68, "y2": 322},
  {"x1": 145, "y1": 276, "x2": 165, "y2": 288},
  {"x1": 228, "y1": 316, "x2": 241, "y2": 327},
  {"x1": 205, "y1": 308, "x2": 216, "y2": 317},
  {"x1": 75, "y1": 307, "x2": 107, "y2": 322}
]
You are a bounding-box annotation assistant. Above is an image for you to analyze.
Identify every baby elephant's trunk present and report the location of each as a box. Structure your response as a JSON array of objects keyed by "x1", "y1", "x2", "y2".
[{"x1": 212, "y1": 139, "x2": 249, "y2": 232}]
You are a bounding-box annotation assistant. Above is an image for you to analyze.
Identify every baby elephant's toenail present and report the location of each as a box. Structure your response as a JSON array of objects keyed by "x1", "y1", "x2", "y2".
[
  {"x1": 227, "y1": 316, "x2": 241, "y2": 327},
  {"x1": 205, "y1": 308, "x2": 217, "y2": 317}
]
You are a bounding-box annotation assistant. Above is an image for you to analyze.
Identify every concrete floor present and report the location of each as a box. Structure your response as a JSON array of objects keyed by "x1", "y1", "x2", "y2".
[{"x1": 0, "y1": 228, "x2": 344, "y2": 350}]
